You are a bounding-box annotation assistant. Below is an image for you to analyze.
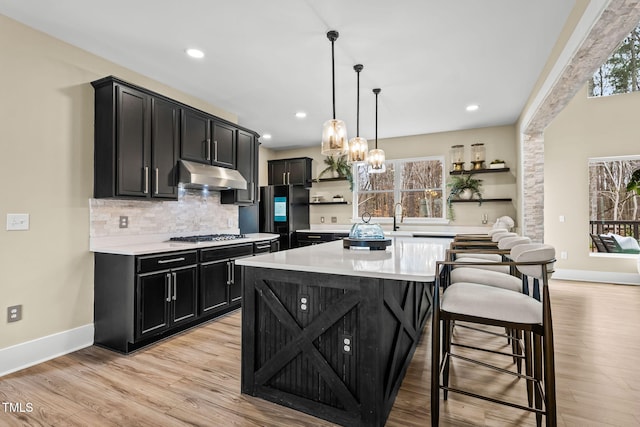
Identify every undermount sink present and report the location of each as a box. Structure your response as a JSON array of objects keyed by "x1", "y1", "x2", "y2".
[{"x1": 384, "y1": 231, "x2": 414, "y2": 237}]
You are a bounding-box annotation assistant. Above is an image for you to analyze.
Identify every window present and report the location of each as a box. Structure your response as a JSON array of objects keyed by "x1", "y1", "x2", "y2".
[
  {"x1": 352, "y1": 157, "x2": 445, "y2": 221},
  {"x1": 589, "y1": 22, "x2": 640, "y2": 97},
  {"x1": 588, "y1": 156, "x2": 640, "y2": 252}
]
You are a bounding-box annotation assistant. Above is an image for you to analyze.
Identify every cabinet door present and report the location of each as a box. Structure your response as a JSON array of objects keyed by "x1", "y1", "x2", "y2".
[
  {"x1": 137, "y1": 271, "x2": 170, "y2": 339},
  {"x1": 200, "y1": 260, "x2": 229, "y2": 314},
  {"x1": 286, "y1": 158, "x2": 311, "y2": 186},
  {"x1": 151, "y1": 98, "x2": 179, "y2": 199},
  {"x1": 170, "y1": 265, "x2": 198, "y2": 325},
  {"x1": 229, "y1": 257, "x2": 250, "y2": 304},
  {"x1": 212, "y1": 121, "x2": 236, "y2": 168},
  {"x1": 268, "y1": 160, "x2": 287, "y2": 185},
  {"x1": 181, "y1": 109, "x2": 210, "y2": 163},
  {"x1": 234, "y1": 130, "x2": 256, "y2": 203},
  {"x1": 117, "y1": 85, "x2": 150, "y2": 197}
]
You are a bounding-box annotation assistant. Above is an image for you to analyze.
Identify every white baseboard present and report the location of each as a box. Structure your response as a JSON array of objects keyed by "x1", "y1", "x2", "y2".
[
  {"x1": 554, "y1": 269, "x2": 640, "y2": 285},
  {"x1": 0, "y1": 324, "x2": 94, "y2": 377}
]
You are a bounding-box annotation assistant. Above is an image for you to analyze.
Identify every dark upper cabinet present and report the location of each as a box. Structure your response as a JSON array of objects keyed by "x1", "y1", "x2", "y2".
[
  {"x1": 93, "y1": 76, "x2": 258, "y2": 200},
  {"x1": 92, "y1": 77, "x2": 178, "y2": 199},
  {"x1": 268, "y1": 157, "x2": 312, "y2": 187},
  {"x1": 221, "y1": 129, "x2": 257, "y2": 205},
  {"x1": 181, "y1": 111, "x2": 236, "y2": 168},
  {"x1": 211, "y1": 121, "x2": 236, "y2": 168},
  {"x1": 151, "y1": 98, "x2": 180, "y2": 198},
  {"x1": 180, "y1": 109, "x2": 210, "y2": 164}
]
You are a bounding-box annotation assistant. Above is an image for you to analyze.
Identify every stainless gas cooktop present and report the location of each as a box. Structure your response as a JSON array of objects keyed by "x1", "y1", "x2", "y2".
[{"x1": 169, "y1": 234, "x2": 246, "y2": 243}]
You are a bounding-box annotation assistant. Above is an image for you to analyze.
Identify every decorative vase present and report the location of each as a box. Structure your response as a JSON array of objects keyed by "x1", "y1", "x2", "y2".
[{"x1": 458, "y1": 188, "x2": 474, "y2": 200}]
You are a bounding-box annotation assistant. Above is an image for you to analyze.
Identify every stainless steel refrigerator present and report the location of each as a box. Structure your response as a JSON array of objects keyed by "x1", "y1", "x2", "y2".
[{"x1": 259, "y1": 185, "x2": 309, "y2": 250}]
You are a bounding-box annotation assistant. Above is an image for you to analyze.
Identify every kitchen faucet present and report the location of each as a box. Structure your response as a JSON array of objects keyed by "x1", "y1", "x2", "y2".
[{"x1": 393, "y1": 203, "x2": 404, "y2": 231}]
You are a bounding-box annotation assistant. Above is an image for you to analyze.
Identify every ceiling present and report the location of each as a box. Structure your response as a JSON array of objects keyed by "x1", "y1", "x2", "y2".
[{"x1": 0, "y1": 0, "x2": 577, "y2": 151}]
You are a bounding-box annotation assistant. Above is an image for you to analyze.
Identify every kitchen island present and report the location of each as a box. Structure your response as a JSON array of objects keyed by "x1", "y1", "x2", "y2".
[{"x1": 237, "y1": 237, "x2": 449, "y2": 426}]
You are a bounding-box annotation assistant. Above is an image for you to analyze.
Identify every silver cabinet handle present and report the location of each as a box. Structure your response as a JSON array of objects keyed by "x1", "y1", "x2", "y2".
[
  {"x1": 155, "y1": 168, "x2": 159, "y2": 195},
  {"x1": 231, "y1": 261, "x2": 235, "y2": 284},
  {"x1": 282, "y1": 172, "x2": 286, "y2": 185},
  {"x1": 287, "y1": 172, "x2": 290, "y2": 184},
  {"x1": 206, "y1": 139, "x2": 211, "y2": 161},
  {"x1": 157, "y1": 257, "x2": 185, "y2": 264},
  {"x1": 172, "y1": 272, "x2": 177, "y2": 300},
  {"x1": 214, "y1": 140, "x2": 218, "y2": 161},
  {"x1": 226, "y1": 261, "x2": 231, "y2": 285},
  {"x1": 166, "y1": 273, "x2": 171, "y2": 302},
  {"x1": 255, "y1": 244, "x2": 270, "y2": 250},
  {"x1": 307, "y1": 235, "x2": 322, "y2": 239},
  {"x1": 144, "y1": 166, "x2": 149, "y2": 194}
]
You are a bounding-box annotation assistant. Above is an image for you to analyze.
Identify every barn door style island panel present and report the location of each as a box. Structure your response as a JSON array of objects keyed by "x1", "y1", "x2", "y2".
[{"x1": 237, "y1": 238, "x2": 448, "y2": 426}]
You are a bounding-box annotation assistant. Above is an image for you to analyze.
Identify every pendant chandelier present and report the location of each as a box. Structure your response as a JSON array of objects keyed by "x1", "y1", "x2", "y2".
[
  {"x1": 347, "y1": 64, "x2": 368, "y2": 163},
  {"x1": 368, "y1": 88, "x2": 386, "y2": 173},
  {"x1": 321, "y1": 30, "x2": 348, "y2": 155}
]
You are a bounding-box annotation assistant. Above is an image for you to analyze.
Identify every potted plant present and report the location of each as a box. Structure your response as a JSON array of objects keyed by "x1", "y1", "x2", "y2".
[
  {"x1": 626, "y1": 168, "x2": 640, "y2": 195},
  {"x1": 447, "y1": 174, "x2": 482, "y2": 220},
  {"x1": 317, "y1": 155, "x2": 354, "y2": 190}
]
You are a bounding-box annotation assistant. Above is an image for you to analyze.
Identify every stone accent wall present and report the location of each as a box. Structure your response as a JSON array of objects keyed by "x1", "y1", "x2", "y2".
[
  {"x1": 521, "y1": 0, "x2": 640, "y2": 241},
  {"x1": 521, "y1": 133, "x2": 545, "y2": 242},
  {"x1": 89, "y1": 189, "x2": 238, "y2": 237}
]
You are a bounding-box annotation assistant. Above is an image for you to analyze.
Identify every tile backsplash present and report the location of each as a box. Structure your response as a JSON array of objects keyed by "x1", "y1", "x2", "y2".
[{"x1": 89, "y1": 189, "x2": 238, "y2": 237}]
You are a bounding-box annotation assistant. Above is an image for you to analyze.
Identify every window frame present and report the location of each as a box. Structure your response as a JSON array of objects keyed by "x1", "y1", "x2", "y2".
[{"x1": 351, "y1": 156, "x2": 448, "y2": 224}]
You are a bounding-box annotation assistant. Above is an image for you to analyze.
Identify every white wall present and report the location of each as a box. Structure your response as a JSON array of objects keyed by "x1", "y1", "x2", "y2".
[{"x1": 544, "y1": 84, "x2": 640, "y2": 277}]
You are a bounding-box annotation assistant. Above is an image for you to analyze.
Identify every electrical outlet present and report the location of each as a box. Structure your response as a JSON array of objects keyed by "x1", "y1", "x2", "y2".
[
  {"x1": 560, "y1": 251, "x2": 568, "y2": 259},
  {"x1": 228, "y1": 218, "x2": 234, "y2": 227},
  {"x1": 7, "y1": 305, "x2": 22, "y2": 323},
  {"x1": 331, "y1": 216, "x2": 337, "y2": 223},
  {"x1": 119, "y1": 216, "x2": 128, "y2": 228}
]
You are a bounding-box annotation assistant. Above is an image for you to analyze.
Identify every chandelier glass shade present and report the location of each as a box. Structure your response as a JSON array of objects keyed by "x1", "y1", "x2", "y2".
[
  {"x1": 368, "y1": 88, "x2": 385, "y2": 173},
  {"x1": 348, "y1": 64, "x2": 368, "y2": 163},
  {"x1": 321, "y1": 30, "x2": 348, "y2": 156}
]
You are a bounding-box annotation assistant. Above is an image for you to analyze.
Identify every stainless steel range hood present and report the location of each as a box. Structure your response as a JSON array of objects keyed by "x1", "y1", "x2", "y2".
[{"x1": 178, "y1": 160, "x2": 247, "y2": 190}]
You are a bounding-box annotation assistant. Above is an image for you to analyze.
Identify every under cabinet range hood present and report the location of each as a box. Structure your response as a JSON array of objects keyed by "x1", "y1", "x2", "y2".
[{"x1": 178, "y1": 160, "x2": 247, "y2": 190}]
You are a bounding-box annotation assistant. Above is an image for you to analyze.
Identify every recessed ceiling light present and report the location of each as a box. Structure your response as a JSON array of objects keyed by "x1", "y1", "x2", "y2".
[
  {"x1": 295, "y1": 111, "x2": 307, "y2": 119},
  {"x1": 186, "y1": 48, "x2": 205, "y2": 59},
  {"x1": 466, "y1": 104, "x2": 479, "y2": 112},
  {"x1": 262, "y1": 134, "x2": 272, "y2": 140}
]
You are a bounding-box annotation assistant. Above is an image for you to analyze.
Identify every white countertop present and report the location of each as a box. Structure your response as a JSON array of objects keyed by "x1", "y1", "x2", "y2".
[
  {"x1": 236, "y1": 237, "x2": 450, "y2": 282},
  {"x1": 297, "y1": 224, "x2": 492, "y2": 237},
  {"x1": 90, "y1": 233, "x2": 279, "y2": 255}
]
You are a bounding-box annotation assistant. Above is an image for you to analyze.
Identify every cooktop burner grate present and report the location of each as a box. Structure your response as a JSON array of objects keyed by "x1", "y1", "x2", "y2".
[{"x1": 169, "y1": 234, "x2": 246, "y2": 243}]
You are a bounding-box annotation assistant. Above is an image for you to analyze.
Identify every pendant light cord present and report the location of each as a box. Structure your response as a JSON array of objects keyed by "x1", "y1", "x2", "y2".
[
  {"x1": 374, "y1": 88, "x2": 380, "y2": 149},
  {"x1": 354, "y1": 64, "x2": 363, "y2": 137},
  {"x1": 331, "y1": 37, "x2": 336, "y2": 120}
]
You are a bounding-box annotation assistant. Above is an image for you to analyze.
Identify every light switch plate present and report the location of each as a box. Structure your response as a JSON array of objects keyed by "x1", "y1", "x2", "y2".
[{"x1": 6, "y1": 214, "x2": 29, "y2": 231}]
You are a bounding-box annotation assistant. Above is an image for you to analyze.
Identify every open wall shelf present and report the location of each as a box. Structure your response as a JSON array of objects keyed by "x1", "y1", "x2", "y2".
[
  {"x1": 450, "y1": 167, "x2": 510, "y2": 175},
  {"x1": 450, "y1": 198, "x2": 512, "y2": 203}
]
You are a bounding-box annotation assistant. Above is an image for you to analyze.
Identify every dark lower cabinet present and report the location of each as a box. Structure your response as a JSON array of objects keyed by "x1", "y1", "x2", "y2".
[
  {"x1": 136, "y1": 265, "x2": 197, "y2": 339},
  {"x1": 94, "y1": 239, "x2": 276, "y2": 354},
  {"x1": 199, "y1": 243, "x2": 253, "y2": 316}
]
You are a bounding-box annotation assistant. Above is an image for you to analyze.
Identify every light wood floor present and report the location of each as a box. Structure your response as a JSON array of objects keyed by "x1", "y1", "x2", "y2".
[{"x1": 1, "y1": 279, "x2": 639, "y2": 426}]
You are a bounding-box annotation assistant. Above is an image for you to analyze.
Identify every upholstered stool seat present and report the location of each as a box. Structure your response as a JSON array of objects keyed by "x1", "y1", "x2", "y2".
[{"x1": 442, "y1": 282, "x2": 542, "y2": 324}]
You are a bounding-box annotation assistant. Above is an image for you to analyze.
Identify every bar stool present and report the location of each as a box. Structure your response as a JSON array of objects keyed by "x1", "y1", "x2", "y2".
[{"x1": 431, "y1": 244, "x2": 557, "y2": 426}]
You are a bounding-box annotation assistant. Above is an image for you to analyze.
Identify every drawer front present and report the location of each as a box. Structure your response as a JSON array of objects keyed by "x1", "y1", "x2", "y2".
[
  {"x1": 137, "y1": 251, "x2": 197, "y2": 274},
  {"x1": 297, "y1": 232, "x2": 333, "y2": 242},
  {"x1": 200, "y1": 243, "x2": 253, "y2": 262},
  {"x1": 253, "y1": 241, "x2": 273, "y2": 254}
]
